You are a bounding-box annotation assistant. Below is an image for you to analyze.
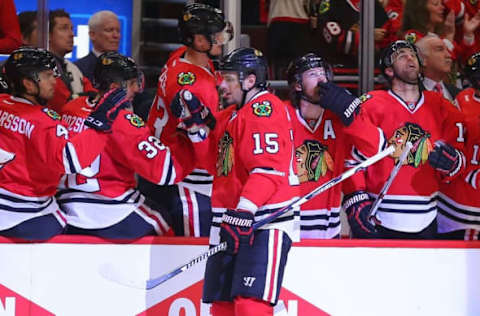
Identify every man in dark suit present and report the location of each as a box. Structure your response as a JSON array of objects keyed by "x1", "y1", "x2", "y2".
[
  {"x1": 75, "y1": 10, "x2": 120, "y2": 84},
  {"x1": 416, "y1": 34, "x2": 461, "y2": 108}
]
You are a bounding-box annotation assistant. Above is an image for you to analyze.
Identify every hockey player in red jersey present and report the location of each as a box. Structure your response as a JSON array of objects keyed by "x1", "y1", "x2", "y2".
[
  {"x1": 285, "y1": 52, "x2": 386, "y2": 239},
  {"x1": 139, "y1": 3, "x2": 232, "y2": 237},
  {"x1": 436, "y1": 52, "x2": 480, "y2": 240},
  {"x1": 342, "y1": 40, "x2": 465, "y2": 239},
  {"x1": 56, "y1": 52, "x2": 206, "y2": 239},
  {"x1": 192, "y1": 48, "x2": 299, "y2": 316},
  {"x1": 0, "y1": 47, "x2": 129, "y2": 240}
]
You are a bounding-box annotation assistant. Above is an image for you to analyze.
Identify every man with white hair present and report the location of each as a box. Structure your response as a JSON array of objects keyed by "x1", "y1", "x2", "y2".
[
  {"x1": 75, "y1": 10, "x2": 120, "y2": 83},
  {"x1": 415, "y1": 34, "x2": 460, "y2": 106}
]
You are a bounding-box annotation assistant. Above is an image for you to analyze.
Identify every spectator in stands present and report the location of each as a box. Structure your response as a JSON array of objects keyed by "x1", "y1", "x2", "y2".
[
  {"x1": 444, "y1": 0, "x2": 480, "y2": 61},
  {"x1": 267, "y1": 0, "x2": 311, "y2": 79},
  {"x1": 314, "y1": 0, "x2": 398, "y2": 92},
  {"x1": 402, "y1": 0, "x2": 456, "y2": 43},
  {"x1": 402, "y1": 0, "x2": 480, "y2": 61},
  {"x1": 18, "y1": 11, "x2": 38, "y2": 47},
  {"x1": 75, "y1": 10, "x2": 121, "y2": 83},
  {"x1": 416, "y1": 34, "x2": 461, "y2": 105},
  {"x1": 47, "y1": 9, "x2": 96, "y2": 113},
  {"x1": 0, "y1": 0, "x2": 22, "y2": 53}
]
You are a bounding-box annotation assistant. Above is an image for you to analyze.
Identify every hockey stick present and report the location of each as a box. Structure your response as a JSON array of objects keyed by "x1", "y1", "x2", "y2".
[
  {"x1": 102, "y1": 145, "x2": 395, "y2": 290},
  {"x1": 369, "y1": 141, "x2": 413, "y2": 219}
]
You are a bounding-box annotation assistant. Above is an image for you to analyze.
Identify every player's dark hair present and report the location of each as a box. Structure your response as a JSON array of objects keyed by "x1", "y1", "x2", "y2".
[
  {"x1": 18, "y1": 11, "x2": 37, "y2": 41},
  {"x1": 49, "y1": 9, "x2": 70, "y2": 33}
]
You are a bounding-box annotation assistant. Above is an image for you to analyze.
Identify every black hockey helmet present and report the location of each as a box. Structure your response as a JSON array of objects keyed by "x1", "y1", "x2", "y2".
[
  {"x1": 465, "y1": 52, "x2": 480, "y2": 89},
  {"x1": 4, "y1": 47, "x2": 58, "y2": 95},
  {"x1": 286, "y1": 53, "x2": 334, "y2": 85},
  {"x1": 178, "y1": 3, "x2": 232, "y2": 46},
  {"x1": 94, "y1": 52, "x2": 140, "y2": 91},
  {"x1": 379, "y1": 40, "x2": 423, "y2": 78},
  {"x1": 218, "y1": 47, "x2": 268, "y2": 89}
]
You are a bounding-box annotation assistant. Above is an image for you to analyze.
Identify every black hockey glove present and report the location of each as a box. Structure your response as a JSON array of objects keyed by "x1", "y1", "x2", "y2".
[
  {"x1": 170, "y1": 89, "x2": 216, "y2": 142},
  {"x1": 317, "y1": 82, "x2": 361, "y2": 126},
  {"x1": 428, "y1": 141, "x2": 464, "y2": 177},
  {"x1": 85, "y1": 88, "x2": 131, "y2": 133},
  {"x1": 342, "y1": 191, "x2": 378, "y2": 239},
  {"x1": 219, "y1": 209, "x2": 255, "y2": 255}
]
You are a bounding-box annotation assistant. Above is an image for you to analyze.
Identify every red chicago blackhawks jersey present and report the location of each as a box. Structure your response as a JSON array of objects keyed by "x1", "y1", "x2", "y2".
[
  {"x1": 57, "y1": 96, "x2": 194, "y2": 232},
  {"x1": 147, "y1": 51, "x2": 221, "y2": 196},
  {"x1": 204, "y1": 91, "x2": 300, "y2": 244},
  {"x1": 344, "y1": 90, "x2": 464, "y2": 232},
  {"x1": 437, "y1": 88, "x2": 480, "y2": 234},
  {"x1": 0, "y1": 94, "x2": 107, "y2": 230},
  {"x1": 285, "y1": 100, "x2": 385, "y2": 239}
]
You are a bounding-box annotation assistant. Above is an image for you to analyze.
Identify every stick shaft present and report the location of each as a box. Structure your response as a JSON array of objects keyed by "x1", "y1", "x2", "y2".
[
  {"x1": 369, "y1": 142, "x2": 413, "y2": 217},
  {"x1": 145, "y1": 145, "x2": 395, "y2": 289}
]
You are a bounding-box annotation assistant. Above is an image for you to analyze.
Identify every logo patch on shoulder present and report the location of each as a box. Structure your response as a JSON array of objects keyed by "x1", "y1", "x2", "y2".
[
  {"x1": 405, "y1": 32, "x2": 417, "y2": 44},
  {"x1": 319, "y1": 0, "x2": 330, "y2": 14},
  {"x1": 252, "y1": 101, "x2": 272, "y2": 117},
  {"x1": 358, "y1": 94, "x2": 372, "y2": 103},
  {"x1": 42, "y1": 108, "x2": 61, "y2": 120},
  {"x1": 125, "y1": 113, "x2": 145, "y2": 128},
  {"x1": 177, "y1": 72, "x2": 196, "y2": 86}
]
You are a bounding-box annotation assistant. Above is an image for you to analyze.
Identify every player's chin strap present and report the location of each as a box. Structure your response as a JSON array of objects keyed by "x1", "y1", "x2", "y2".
[
  {"x1": 99, "y1": 145, "x2": 395, "y2": 290},
  {"x1": 237, "y1": 76, "x2": 256, "y2": 110}
]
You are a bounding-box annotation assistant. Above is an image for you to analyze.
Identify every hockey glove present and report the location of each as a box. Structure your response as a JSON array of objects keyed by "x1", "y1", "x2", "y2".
[
  {"x1": 170, "y1": 89, "x2": 216, "y2": 142},
  {"x1": 219, "y1": 209, "x2": 255, "y2": 255},
  {"x1": 342, "y1": 191, "x2": 378, "y2": 239},
  {"x1": 85, "y1": 88, "x2": 131, "y2": 132},
  {"x1": 317, "y1": 82, "x2": 361, "y2": 126},
  {"x1": 428, "y1": 141, "x2": 464, "y2": 177}
]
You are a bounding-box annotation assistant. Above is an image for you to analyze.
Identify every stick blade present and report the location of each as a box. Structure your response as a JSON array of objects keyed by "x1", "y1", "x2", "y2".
[{"x1": 98, "y1": 263, "x2": 148, "y2": 290}]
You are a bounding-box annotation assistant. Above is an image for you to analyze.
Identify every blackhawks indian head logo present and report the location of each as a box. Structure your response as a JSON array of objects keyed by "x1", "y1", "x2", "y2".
[
  {"x1": 295, "y1": 140, "x2": 334, "y2": 183},
  {"x1": 388, "y1": 122, "x2": 433, "y2": 167},
  {"x1": 216, "y1": 131, "x2": 234, "y2": 177}
]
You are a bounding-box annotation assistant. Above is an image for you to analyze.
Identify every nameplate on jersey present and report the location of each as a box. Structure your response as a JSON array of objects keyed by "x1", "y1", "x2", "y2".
[
  {"x1": 252, "y1": 101, "x2": 272, "y2": 117},
  {"x1": 177, "y1": 72, "x2": 196, "y2": 86},
  {"x1": 42, "y1": 108, "x2": 61, "y2": 121},
  {"x1": 125, "y1": 113, "x2": 144, "y2": 128}
]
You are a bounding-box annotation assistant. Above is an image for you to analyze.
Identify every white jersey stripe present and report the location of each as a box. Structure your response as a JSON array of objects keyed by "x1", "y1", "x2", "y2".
[{"x1": 263, "y1": 229, "x2": 274, "y2": 302}]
